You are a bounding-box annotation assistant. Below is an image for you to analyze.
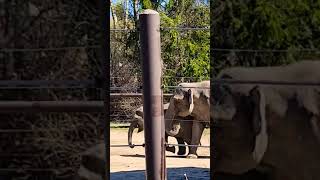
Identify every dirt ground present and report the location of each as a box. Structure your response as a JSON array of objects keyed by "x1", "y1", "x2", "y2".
[{"x1": 110, "y1": 128, "x2": 210, "y2": 173}]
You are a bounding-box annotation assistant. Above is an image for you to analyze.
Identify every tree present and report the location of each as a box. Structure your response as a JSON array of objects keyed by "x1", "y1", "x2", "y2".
[
  {"x1": 159, "y1": 0, "x2": 210, "y2": 90},
  {"x1": 110, "y1": 0, "x2": 210, "y2": 92},
  {"x1": 211, "y1": 0, "x2": 320, "y2": 75}
]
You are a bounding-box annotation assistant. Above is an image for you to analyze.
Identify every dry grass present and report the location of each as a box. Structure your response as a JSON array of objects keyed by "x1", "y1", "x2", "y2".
[{"x1": 1, "y1": 112, "x2": 103, "y2": 180}]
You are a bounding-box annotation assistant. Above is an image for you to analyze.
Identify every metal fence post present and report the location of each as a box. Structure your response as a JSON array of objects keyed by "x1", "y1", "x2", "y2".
[{"x1": 139, "y1": 9, "x2": 166, "y2": 180}]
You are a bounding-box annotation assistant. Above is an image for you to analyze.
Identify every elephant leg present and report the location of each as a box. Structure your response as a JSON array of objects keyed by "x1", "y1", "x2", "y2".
[
  {"x1": 187, "y1": 122, "x2": 205, "y2": 159},
  {"x1": 310, "y1": 115, "x2": 320, "y2": 144},
  {"x1": 176, "y1": 137, "x2": 186, "y2": 155},
  {"x1": 165, "y1": 133, "x2": 176, "y2": 153}
]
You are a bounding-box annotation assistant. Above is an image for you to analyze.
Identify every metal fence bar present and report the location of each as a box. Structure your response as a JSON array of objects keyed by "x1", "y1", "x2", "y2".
[
  {"x1": 0, "y1": 101, "x2": 104, "y2": 112},
  {"x1": 0, "y1": 128, "x2": 102, "y2": 133},
  {"x1": 163, "y1": 85, "x2": 210, "y2": 89},
  {"x1": 211, "y1": 79, "x2": 320, "y2": 86},
  {"x1": 109, "y1": 119, "x2": 211, "y2": 123},
  {"x1": 110, "y1": 27, "x2": 210, "y2": 31},
  {"x1": 166, "y1": 143, "x2": 211, "y2": 148},
  {"x1": 99, "y1": 0, "x2": 110, "y2": 179},
  {"x1": 139, "y1": 9, "x2": 166, "y2": 180},
  {"x1": 110, "y1": 144, "x2": 145, "y2": 147},
  {"x1": 211, "y1": 48, "x2": 320, "y2": 52},
  {"x1": 110, "y1": 144, "x2": 210, "y2": 148},
  {"x1": 0, "y1": 168, "x2": 72, "y2": 172},
  {"x1": 0, "y1": 80, "x2": 97, "y2": 89},
  {"x1": 0, "y1": 45, "x2": 100, "y2": 52},
  {"x1": 110, "y1": 93, "x2": 173, "y2": 97}
]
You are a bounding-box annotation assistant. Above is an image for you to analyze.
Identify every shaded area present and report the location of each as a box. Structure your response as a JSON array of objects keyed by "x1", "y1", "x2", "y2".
[
  {"x1": 110, "y1": 167, "x2": 210, "y2": 180},
  {"x1": 111, "y1": 167, "x2": 270, "y2": 180},
  {"x1": 214, "y1": 169, "x2": 270, "y2": 180}
]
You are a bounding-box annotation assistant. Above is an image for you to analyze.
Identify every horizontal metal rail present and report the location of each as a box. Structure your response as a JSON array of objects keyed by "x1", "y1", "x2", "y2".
[
  {"x1": 211, "y1": 48, "x2": 320, "y2": 52},
  {"x1": 0, "y1": 128, "x2": 91, "y2": 133},
  {"x1": 110, "y1": 27, "x2": 210, "y2": 32},
  {"x1": 0, "y1": 80, "x2": 97, "y2": 89},
  {"x1": 163, "y1": 85, "x2": 210, "y2": 89},
  {"x1": 0, "y1": 167, "x2": 72, "y2": 173},
  {"x1": 0, "y1": 101, "x2": 104, "y2": 112},
  {"x1": 212, "y1": 79, "x2": 320, "y2": 86},
  {"x1": 110, "y1": 93, "x2": 173, "y2": 97},
  {"x1": 110, "y1": 119, "x2": 210, "y2": 123},
  {"x1": 166, "y1": 143, "x2": 210, "y2": 148},
  {"x1": 0, "y1": 45, "x2": 100, "y2": 52},
  {"x1": 110, "y1": 143, "x2": 210, "y2": 148},
  {"x1": 110, "y1": 144, "x2": 145, "y2": 148}
]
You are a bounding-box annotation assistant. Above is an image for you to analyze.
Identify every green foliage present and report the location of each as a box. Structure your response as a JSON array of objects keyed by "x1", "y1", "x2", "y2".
[
  {"x1": 159, "y1": 1, "x2": 210, "y2": 90},
  {"x1": 141, "y1": 0, "x2": 154, "y2": 9},
  {"x1": 212, "y1": 0, "x2": 320, "y2": 74},
  {"x1": 111, "y1": 0, "x2": 209, "y2": 93}
]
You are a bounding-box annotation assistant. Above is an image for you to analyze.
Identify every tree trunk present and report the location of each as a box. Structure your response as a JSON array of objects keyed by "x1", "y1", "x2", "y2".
[
  {"x1": 110, "y1": 0, "x2": 118, "y2": 29},
  {"x1": 124, "y1": 0, "x2": 129, "y2": 29}
]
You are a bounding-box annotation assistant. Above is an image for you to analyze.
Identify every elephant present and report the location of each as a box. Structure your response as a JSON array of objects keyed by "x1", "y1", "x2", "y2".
[
  {"x1": 128, "y1": 103, "x2": 199, "y2": 156},
  {"x1": 211, "y1": 60, "x2": 320, "y2": 179},
  {"x1": 164, "y1": 80, "x2": 210, "y2": 158}
]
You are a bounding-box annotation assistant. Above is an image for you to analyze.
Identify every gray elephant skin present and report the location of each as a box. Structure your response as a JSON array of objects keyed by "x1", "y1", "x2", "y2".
[
  {"x1": 128, "y1": 103, "x2": 197, "y2": 156},
  {"x1": 164, "y1": 80, "x2": 210, "y2": 158},
  {"x1": 212, "y1": 60, "x2": 320, "y2": 180}
]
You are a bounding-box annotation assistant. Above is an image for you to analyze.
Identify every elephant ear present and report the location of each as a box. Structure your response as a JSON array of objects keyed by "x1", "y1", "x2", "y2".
[
  {"x1": 188, "y1": 88, "x2": 194, "y2": 114},
  {"x1": 249, "y1": 86, "x2": 268, "y2": 164}
]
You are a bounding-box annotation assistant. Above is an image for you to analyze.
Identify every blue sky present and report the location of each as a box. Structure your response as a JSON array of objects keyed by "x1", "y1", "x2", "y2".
[
  {"x1": 110, "y1": 0, "x2": 136, "y2": 17},
  {"x1": 110, "y1": 0, "x2": 170, "y2": 16},
  {"x1": 110, "y1": 0, "x2": 208, "y2": 18}
]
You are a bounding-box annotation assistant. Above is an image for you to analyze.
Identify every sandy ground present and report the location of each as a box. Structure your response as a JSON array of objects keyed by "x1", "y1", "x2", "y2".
[{"x1": 110, "y1": 128, "x2": 210, "y2": 179}]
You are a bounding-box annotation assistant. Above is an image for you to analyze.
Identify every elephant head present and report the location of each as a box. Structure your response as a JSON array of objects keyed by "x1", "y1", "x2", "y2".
[
  {"x1": 212, "y1": 74, "x2": 268, "y2": 174},
  {"x1": 128, "y1": 113, "x2": 144, "y2": 148},
  {"x1": 128, "y1": 103, "x2": 177, "y2": 153},
  {"x1": 164, "y1": 81, "x2": 210, "y2": 136}
]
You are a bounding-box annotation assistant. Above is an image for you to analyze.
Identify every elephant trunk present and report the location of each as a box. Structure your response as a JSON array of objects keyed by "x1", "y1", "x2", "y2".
[
  {"x1": 164, "y1": 98, "x2": 181, "y2": 136},
  {"x1": 128, "y1": 117, "x2": 144, "y2": 148},
  {"x1": 136, "y1": 117, "x2": 144, "y2": 133},
  {"x1": 128, "y1": 121, "x2": 136, "y2": 148}
]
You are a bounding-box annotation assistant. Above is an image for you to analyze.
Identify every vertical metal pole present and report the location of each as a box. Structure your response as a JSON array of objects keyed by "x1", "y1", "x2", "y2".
[
  {"x1": 139, "y1": 9, "x2": 166, "y2": 180},
  {"x1": 99, "y1": 0, "x2": 110, "y2": 179}
]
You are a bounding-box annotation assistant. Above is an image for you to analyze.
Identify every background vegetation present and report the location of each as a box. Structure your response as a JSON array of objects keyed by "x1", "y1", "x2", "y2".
[
  {"x1": 110, "y1": 0, "x2": 210, "y2": 123},
  {"x1": 1, "y1": 0, "x2": 210, "y2": 179},
  {"x1": 211, "y1": 0, "x2": 320, "y2": 75},
  {"x1": 5, "y1": 0, "x2": 320, "y2": 179}
]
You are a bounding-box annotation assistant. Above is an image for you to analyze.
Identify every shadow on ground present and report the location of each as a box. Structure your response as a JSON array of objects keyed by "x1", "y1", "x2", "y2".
[{"x1": 110, "y1": 167, "x2": 210, "y2": 180}]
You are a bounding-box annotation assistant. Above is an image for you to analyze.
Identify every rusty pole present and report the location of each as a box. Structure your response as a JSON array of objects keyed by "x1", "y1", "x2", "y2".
[{"x1": 139, "y1": 9, "x2": 166, "y2": 180}]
